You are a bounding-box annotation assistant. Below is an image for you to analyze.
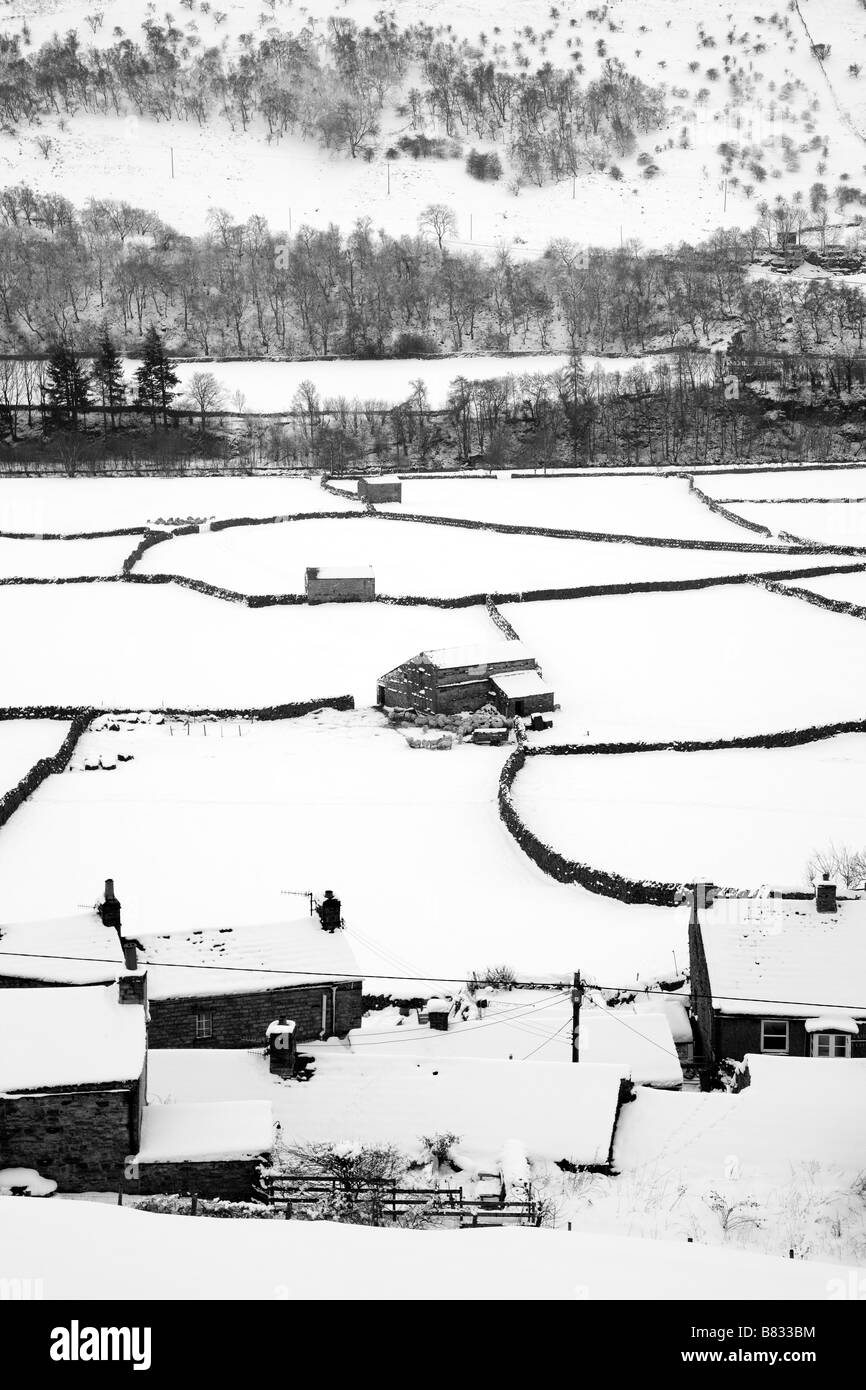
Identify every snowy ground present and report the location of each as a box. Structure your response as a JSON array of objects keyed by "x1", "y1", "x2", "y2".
[
  {"x1": 788, "y1": 570, "x2": 866, "y2": 607},
  {"x1": 502, "y1": 584, "x2": 866, "y2": 742},
  {"x1": 148, "y1": 355, "x2": 659, "y2": 410},
  {"x1": 3, "y1": 1194, "x2": 854, "y2": 1300},
  {"x1": 726, "y1": 501, "x2": 866, "y2": 549},
  {"x1": 701, "y1": 467, "x2": 866, "y2": 502},
  {"x1": 377, "y1": 475, "x2": 778, "y2": 544},
  {"x1": 134, "y1": 515, "x2": 831, "y2": 597},
  {"x1": 0, "y1": 477, "x2": 361, "y2": 535},
  {"x1": 0, "y1": 534, "x2": 134, "y2": 578},
  {"x1": 0, "y1": 583, "x2": 497, "y2": 707},
  {"x1": 512, "y1": 734, "x2": 866, "y2": 890},
  {"x1": 0, "y1": 709, "x2": 684, "y2": 983},
  {"x1": 0, "y1": 717, "x2": 70, "y2": 793}
]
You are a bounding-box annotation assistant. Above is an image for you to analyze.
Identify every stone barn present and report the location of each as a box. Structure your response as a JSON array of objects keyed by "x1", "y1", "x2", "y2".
[
  {"x1": 377, "y1": 639, "x2": 555, "y2": 717},
  {"x1": 305, "y1": 565, "x2": 375, "y2": 603},
  {"x1": 358, "y1": 476, "x2": 402, "y2": 503}
]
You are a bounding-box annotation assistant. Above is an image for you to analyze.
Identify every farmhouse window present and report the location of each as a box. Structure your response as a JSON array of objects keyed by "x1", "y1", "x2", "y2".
[
  {"x1": 760, "y1": 1019, "x2": 789, "y2": 1054},
  {"x1": 812, "y1": 1033, "x2": 851, "y2": 1058},
  {"x1": 194, "y1": 1011, "x2": 214, "y2": 1040}
]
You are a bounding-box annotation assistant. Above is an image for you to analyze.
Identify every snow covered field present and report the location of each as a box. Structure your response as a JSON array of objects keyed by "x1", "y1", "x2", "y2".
[
  {"x1": 0, "y1": 718, "x2": 70, "y2": 793},
  {"x1": 0, "y1": 477, "x2": 360, "y2": 535},
  {"x1": 3, "y1": 1195, "x2": 852, "y2": 1300},
  {"x1": 702, "y1": 467, "x2": 866, "y2": 502},
  {"x1": 502, "y1": 584, "x2": 866, "y2": 741},
  {"x1": 157, "y1": 355, "x2": 656, "y2": 411},
  {"x1": 512, "y1": 734, "x2": 866, "y2": 890},
  {"x1": 788, "y1": 570, "x2": 866, "y2": 607},
  {"x1": 0, "y1": 534, "x2": 133, "y2": 578},
  {"x1": 135, "y1": 515, "x2": 828, "y2": 597},
  {"x1": 378, "y1": 475, "x2": 785, "y2": 544},
  {"x1": 0, "y1": 583, "x2": 497, "y2": 708},
  {"x1": 722, "y1": 502, "x2": 866, "y2": 548},
  {"x1": 0, "y1": 710, "x2": 683, "y2": 982}
]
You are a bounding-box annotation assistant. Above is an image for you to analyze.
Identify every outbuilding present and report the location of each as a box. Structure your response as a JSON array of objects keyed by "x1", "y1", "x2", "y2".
[
  {"x1": 358, "y1": 476, "x2": 402, "y2": 503},
  {"x1": 305, "y1": 565, "x2": 375, "y2": 603}
]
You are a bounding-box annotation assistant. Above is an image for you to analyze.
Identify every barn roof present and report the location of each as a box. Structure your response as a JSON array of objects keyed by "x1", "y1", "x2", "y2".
[
  {"x1": 419, "y1": 638, "x2": 534, "y2": 671},
  {"x1": 491, "y1": 670, "x2": 554, "y2": 700},
  {"x1": 306, "y1": 565, "x2": 374, "y2": 580}
]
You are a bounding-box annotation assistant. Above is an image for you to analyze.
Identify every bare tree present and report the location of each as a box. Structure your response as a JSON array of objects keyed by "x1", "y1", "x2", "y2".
[
  {"x1": 182, "y1": 370, "x2": 226, "y2": 431},
  {"x1": 806, "y1": 844, "x2": 866, "y2": 889},
  {"x1": 418, "y1": 203, "x2": 457, "y2": 251}
]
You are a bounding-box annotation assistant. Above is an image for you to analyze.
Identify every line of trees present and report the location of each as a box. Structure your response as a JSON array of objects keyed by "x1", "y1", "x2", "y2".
[
  {"x1": 14, "y1": 324, "x2": 179, "y2": 433},
  {"x1": 5, "y1": 185, "x2": 866, "y2": 360}
]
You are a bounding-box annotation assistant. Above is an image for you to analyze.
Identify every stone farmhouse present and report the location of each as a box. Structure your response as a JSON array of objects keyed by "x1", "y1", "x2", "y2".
[
  {"x1": 688, "y1": 877, "x2": 866, "y2": 1077},
  {"x1": 141, "y1": 913, "x2": 363, "y2": 1048},
  {"x1": 377, "y1": 639, "x2": 555, "y2": 718},
  {"x1": 0, "y1": 979, "x2": 147, "y2": 1192}
]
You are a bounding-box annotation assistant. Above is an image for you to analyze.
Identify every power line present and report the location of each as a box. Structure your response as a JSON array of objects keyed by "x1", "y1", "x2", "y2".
[
  {"x1": 0, "y1": 947, "x2": 863, "y2": 1012},
  {"x1": 346, "y1": 993, "x2": 572, "y2": 1047},
  {"x1": 522, "y1": 1015, "x2": 574, "y2": 1060}
]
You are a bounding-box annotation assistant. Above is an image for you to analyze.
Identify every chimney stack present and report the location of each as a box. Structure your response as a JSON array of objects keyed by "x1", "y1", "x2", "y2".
[
  {"x1": 99, "y1": 878, "x2": 122, "y2": 934},
  {"x1": 266, "y1": 1017, "x2": 297, "y2": 1074},
  {"x1": 815, "y1": 872, "x2": 838, "y2": 914},
  {"x1": 315, "y1": 890, "x2": 342, "y2": 933},
  {"x1": 427, "y1": 998, "x2": 451, "y2": 1031},
  {"x1": 118, "y1": 971, "x2": 146, "y2": 1007}
]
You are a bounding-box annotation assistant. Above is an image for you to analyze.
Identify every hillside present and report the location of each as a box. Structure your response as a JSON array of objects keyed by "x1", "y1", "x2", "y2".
[{"x1": 1, "y1": 0, "x2": 865, "y2": 251}]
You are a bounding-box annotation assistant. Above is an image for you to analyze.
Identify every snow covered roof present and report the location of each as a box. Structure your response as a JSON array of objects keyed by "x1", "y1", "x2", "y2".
[
  {"x1": 144, "y1": 1048, "x2": 624, "y2": 1168},
  {"x1": 136, "y1": 1100, "x2": 273, "y2": 1163},
  {"x1": 0, "y1": 984, "x2": 146, "y2": 1093},
  {"x1": 140, "y1": 916, "x2": 361, "y2": 999},
  {"x1": 804, "y1": 1015, "x2": 859, "y2": 1035},
  {"x1": 742, "y1": 1054, "x2": 866, "y2": 1101},
  {"x1": 696, "y1": 897, "x2": 866, "y2": 1017},
  {"x1": 490, "y1": 670, "x2": 554, "y2": 700},
  {"x1": 306, "y1": 565, "x2": 374, "y2": 580},
  {"x1": 420, "y1": 639, "x2": 534, "y2": 671},
  {"x1": 288, "y1": 1055, "x2": 625, "y2": 1167},
  {"x1": 580, "y1": 1008, "x2": 682, "y2": 1089},
  {"x1": 0, "y1": 912, "x2": 125, "y2": 985}
]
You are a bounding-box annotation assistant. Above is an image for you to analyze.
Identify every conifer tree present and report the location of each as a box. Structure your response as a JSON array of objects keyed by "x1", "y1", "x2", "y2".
[
  {"x1": 91, "y1": 322, "x2": 126, "y2": 432},
  {"x1": 45, "y1": 339, "x2": 92, "y2": 429},
  {"x1": 134, "y1": 325, "x2": 179, "y2": 428}
]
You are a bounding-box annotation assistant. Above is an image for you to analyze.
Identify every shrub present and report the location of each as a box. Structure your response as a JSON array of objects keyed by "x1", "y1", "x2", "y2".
[
  {"x1": 466, "y1": 149, "x2": 503, "y2": 181},
  {"x1": 391, "y1": 331, "x2": 436, "y2": 357}
]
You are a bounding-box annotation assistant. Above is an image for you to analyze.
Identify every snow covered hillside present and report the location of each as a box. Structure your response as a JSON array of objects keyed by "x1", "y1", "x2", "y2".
[{"x1": 2, "y1": 0, "x2": 865, "y2": 249}]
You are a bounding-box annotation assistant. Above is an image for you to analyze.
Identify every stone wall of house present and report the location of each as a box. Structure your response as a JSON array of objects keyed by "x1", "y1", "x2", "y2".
[
  {"x1": 717, "y1": 1016, "x2": 866, "y2": 1062},
  {"x1": 147, "y1": 981, "x2": 363, "y2": 1048},
  {"x1": 131, "y1": 1157, "x2": 265, "y2": 1200},
  {"x1": 0, "y1": 1083, "x2": 138, "y2": 1192}
]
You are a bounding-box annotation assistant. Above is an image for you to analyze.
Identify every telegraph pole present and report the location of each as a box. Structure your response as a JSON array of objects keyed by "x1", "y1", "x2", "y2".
[
  {"x1": 170, "y1": 146, "x2": 174, "y2": 179},
  {"x1": 571, "y1": 971, "x2": 583, "y2": 1062}
]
